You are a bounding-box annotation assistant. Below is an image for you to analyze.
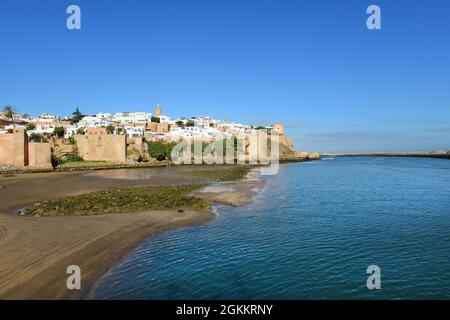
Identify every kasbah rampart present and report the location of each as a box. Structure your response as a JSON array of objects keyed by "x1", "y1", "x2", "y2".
[{"x1": 0, "y1": 104, "x2": 319, "y2": 173}]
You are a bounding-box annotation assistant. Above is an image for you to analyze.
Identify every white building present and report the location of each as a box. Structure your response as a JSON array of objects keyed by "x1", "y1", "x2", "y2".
[
  {"x1": 113, "y1": 112, "x2": 134, "y2": 123},
  {"x1": 194, "y1": 116, "x2": 213, "y2": 128},
  {"x1": 124, "y1": 126, "x2": 145, "y2": 138},
  {"x1": 28, "y1": 124, "x2": 56, "y2": 136},
  {"x1": 10, "y1": 113, "x2": 32, "y2": 122},
  {"x1": 37, "y1": 113, "x2": 58, "y2": 122},
  {"x1": 158, "y1": 115, "x2": 171, "y2": 124},
  {"x1": 168, "y1": 126, "x2": 224, "y2": 141},
  {"x1": 134, "y1": 112, "x2": 152, "y2": 123},
  {"x1": 79, "y1": 116, "x2": 111, "y2": 128},
  {"x1": 64, "y1": 126, "x2": 79, "y2": 138},
  {"x1": 113, "y1": 112, "x2": 152, "y2": 123},
  {"x1": 96, "y1": 112, "x2": 112, "y2": 120}
]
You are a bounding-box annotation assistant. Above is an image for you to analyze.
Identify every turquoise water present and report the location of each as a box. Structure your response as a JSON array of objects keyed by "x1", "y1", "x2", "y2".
[{"x1": 91, "y1": 157, "x2": 450, "y2": 299}]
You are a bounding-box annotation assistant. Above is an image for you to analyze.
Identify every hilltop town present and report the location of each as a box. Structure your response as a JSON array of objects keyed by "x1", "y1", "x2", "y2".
[{"x1": 0, "y1": 104, "x2": 319, "y2": 174}]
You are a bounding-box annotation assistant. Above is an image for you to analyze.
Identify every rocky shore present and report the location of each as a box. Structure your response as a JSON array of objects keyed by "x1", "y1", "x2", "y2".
[
  {"x1": 279, "y1": 151, "x2": 321, "y2": 162},
  {"x1": 0, "y1": 164, "x2": 23, "y2": 176},
  {"x1": 54, "y1": 159, "x2": 171, "y2": 172},
  {"x1": 1, "y1": 164, "x2": 54, "y2": 176},
  {"x1": 2, "y1": 150, "x2": 321, "y2": 176}
]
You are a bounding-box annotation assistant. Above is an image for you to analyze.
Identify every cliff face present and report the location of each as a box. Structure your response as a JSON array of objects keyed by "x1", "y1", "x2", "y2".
[
  {"x1": 272, "y1": 124, "x2": 320, "y2": 161},
  {"x1": 272, "y1": 123, "x2": 293, "y2": 149},
  {"x1": 50, "y1": 137, "x2": 77, "y2": 159}
]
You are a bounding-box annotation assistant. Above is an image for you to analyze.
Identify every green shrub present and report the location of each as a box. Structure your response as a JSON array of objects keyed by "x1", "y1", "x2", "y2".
[
  {"x1": 26, "y1": 123, "x2": 36, "y2": 131},
  {"x1": 106, "y1": 124, "x2": 115, "y2": 134},
  {"x1": 66, "y1": 154, "x2": 84, "y2": 162},
  {"x1": 54, "y1": 127, "x2": 65, "y2": 138},
  {"x1": 147, "y1": 141, "x2": 167, "y2": 161},
  {"x1": 51, "y1": 153, "x2": 61, "y2": 168},
  {"x1": 146, "y1": 141, "x2": 180, "y2": 161}
]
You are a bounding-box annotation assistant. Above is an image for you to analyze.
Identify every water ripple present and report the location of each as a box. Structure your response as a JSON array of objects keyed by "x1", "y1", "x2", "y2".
[{"x1": 92, "y1": 157, "x2": 450, "y2": 299}]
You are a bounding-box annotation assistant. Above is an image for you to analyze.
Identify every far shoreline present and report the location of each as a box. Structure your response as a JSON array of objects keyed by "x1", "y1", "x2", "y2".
[{"x1": 320, "y1": 151, "x2": 450, "y2": 160}]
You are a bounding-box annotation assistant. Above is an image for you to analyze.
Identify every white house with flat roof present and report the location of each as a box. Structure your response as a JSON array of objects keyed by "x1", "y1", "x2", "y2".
[
  {"x1": 113, "y1": 112, "x2": 152, "y2": 123},
  {"x1": 95, "y1": 112, "x2": 112, "y2": 120},
  {"x1": 124, "y1": 126, "x2": 145, "y2": 138},
  {"x1": 79, "y1": 116, "x2": 111, "y2": 128}
]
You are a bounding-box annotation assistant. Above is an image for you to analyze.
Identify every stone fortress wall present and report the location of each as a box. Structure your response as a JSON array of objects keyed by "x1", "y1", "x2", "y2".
[
  {"x1": 0, "y1": 128, "x2": 52, "y2": 169},
  {"x1": 74, "y1": 133, "x2": 127, "y2": 162}
]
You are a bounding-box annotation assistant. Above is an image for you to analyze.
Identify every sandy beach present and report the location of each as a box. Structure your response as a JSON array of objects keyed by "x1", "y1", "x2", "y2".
[
  {"x1": 0, "y1": 210, "x2": 213, "y2": 299},
  {"x1": 0, "y1": 166, "x2": 261, "y2": 299}
]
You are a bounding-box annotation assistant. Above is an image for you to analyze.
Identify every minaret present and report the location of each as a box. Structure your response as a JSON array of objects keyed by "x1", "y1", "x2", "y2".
[{"x1": 155, "y1": 104, "x2": 161, "y2": 117}]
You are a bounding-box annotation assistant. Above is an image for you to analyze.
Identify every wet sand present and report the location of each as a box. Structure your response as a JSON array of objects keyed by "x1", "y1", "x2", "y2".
[
  {"x1": 192, "y1": 172, "x2": 265, "y2": 207},
  {"x1": 0, "y1": 167, "x2": 212, "y2": 214},
  {"x1": 0, "y1": 210, "x2": 213, "y2": 299},
  {"x1": 0, "y1": 166, "x2": 260, "y2": 299}
]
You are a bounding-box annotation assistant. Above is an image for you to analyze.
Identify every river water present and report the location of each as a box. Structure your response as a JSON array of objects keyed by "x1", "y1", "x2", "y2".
[{"x1": 91, "y1": 157, "x2": 450, "y2": 299}]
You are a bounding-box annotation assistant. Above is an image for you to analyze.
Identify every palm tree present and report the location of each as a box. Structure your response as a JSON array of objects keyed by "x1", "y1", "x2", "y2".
[{"x1": 3, "y1": 105, "x2": 14, "y2": 122}]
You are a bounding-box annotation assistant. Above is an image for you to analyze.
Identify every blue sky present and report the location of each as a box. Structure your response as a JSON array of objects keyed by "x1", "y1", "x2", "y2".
[{"x1": 1, "y1": 0, "x2": 449, "y2": 152}]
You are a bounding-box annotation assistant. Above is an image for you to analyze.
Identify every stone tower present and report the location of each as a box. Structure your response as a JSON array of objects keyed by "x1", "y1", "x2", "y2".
[
  {"x1": 272, "y1": 124, "x2": 285, "y2": 135},
  {"x1": 155, "y1": 104, "x2": 161, "y2": 117},
  {"x1": 12, "y1": 128, "x2": 29, "y2": 167}
]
